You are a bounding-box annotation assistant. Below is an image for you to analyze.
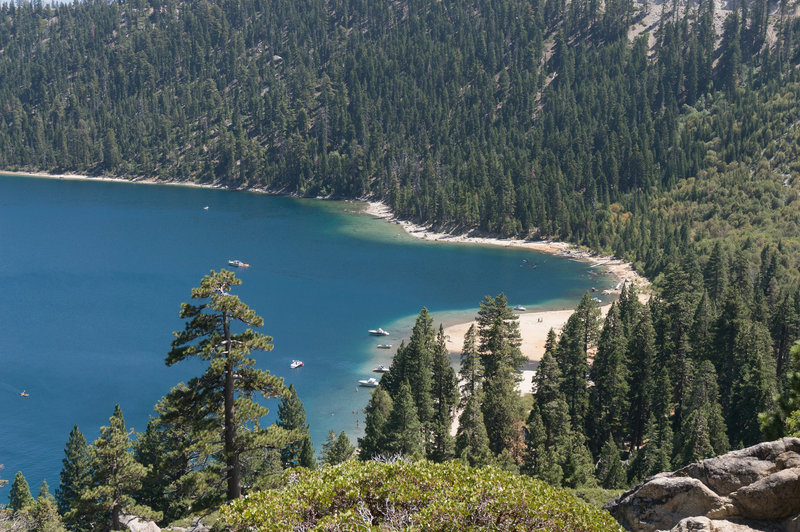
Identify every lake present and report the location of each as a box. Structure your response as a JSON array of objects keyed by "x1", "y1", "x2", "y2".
[{"x1": 0, "y1": 174, "x2": 611, "y2": 491}]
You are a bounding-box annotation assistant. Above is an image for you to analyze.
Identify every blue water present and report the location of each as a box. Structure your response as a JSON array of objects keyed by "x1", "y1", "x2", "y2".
[{"x1": 0, "y1": 175, "x2": 612, "y2": 491}]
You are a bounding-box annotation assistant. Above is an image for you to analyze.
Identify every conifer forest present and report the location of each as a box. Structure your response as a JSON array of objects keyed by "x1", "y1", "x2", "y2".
[{"x1": 4, "y1": 0, "x2": 800, "y2": 528}]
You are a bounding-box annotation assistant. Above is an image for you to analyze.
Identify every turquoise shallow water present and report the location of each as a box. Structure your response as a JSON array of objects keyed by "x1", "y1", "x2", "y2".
[{"x1": 0, "y1": 175, "x2": 612, "y2": 491}]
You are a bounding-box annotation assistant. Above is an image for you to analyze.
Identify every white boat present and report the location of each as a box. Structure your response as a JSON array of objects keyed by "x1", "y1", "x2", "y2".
[
  {"x1": 373, "y1": 365, "x2": 390, "y2": 373},
  {"x1": 228, "y1": 259, "x2": 250, "y2": 268},
  {"x1": 359, "y1": 377, "x2": 380, "y2": 387},
  {"x1": 376, "y1": 344, "x2": 392, "y2": 349},
  {"x1": 290, "y1": 360, "x2": 304, "y2": 369},
  {"x1": 513, "y1": 305, "x2": 526, "y2": 311},
  {"x1": 368, "y1": 328, "x2": 390, "y2": 336}
]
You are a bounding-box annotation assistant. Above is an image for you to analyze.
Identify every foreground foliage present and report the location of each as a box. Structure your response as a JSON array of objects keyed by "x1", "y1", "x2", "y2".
[{"x1": 221, "y1": 460, "x2": 623, "y2": 531}]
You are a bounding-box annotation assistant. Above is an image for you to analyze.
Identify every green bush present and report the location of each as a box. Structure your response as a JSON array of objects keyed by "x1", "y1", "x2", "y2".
[{"x1": 221, "y1": 460, "x2": 623, "y2": 531}]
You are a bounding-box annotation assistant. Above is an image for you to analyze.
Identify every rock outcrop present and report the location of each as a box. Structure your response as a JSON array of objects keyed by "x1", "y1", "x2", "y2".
[
  {"x1": 605, "y1": 438, "x2": 800, "y2": 531},
  {"x1": 121, "y1": 514, "x2": 161, "y2": 532}
]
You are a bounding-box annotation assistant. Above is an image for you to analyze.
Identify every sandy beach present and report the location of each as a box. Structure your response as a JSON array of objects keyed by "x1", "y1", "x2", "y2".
[
  {"x1": 363, "y1": 200, "x2": 650, "y2": 395},
  {"x1": 4, "y1": 170, "x2": 649, "y2": 392}
]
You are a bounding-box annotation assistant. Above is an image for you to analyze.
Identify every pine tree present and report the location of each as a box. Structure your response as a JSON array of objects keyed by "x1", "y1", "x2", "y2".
[
  {"x1": 477, "y1": 295, "x2": 525, "y2": 460},
  {"x1": 556, "y1": 293, "x2": 600, "y2": 429},
  {"x1": 532, "y1": 335, "x2": 571, "y2": 449},
  {"x1": 522, "y1": 401, "x2": 547, "y2": 476},
  {"x1": 761, "y1": 341, "x2": 800, "y2": 438},
  {"x1": 358, "y1": 387, "x2": 393, "y2": 460},
  {"x1": 718, "y1": 12, "x2": 742, "y2": 94},
  {"x1": 559, "y1": 431, "x2": 596, "y2": 488},
  {"x1": 771, "y1": 289, "x2": 800, "y2": 379},
  {"x1": 704, "y1": 241, "x2": 728, "y2": 307},
  {"x1": 628, "y1": 308, "x2": 656, "y2": 449},
  {"x1": 677, "y1": 362, "x2": 729, "y2": 467},
  {"x1": 482, "y1": 320, "x2": 525, "y2": 458},
  {"x1": 381, "y1": 308, "x2": 436, "y2": 434},
  {"x1": 167, "y1": 270, "x2": 297, "y2": 500},
  {"x1": 587, "y1": 303, "x2": 630, "y2": 452},
  {"x1": 595, "y1": 437, "x2": 626, "y2": 489},
  {"x1": 628, "y1": 414, "x2": 673, "y2": 483},
  {"x1": 134, "y1": 386, "x2": 220, "y2": 523},
  {"x1": 689, "y1": 292, "x2": 714, "y2": 363},
  {"x1": 728, "y1": 321, "x2": 776, "y2": 446},
  {"x1": 82, "y1": 405, "x2": 153, "y2": 531},
  {"x1": 455, "y1": 325, "x2": 492, "y2": 467},
  {"x1": 56, "y1": 425, "x2": 92, "y2": 529},
  {"x1": 8, "y1": 471, "x2": 34, "y2": 513},
  {"x1": 476, "y1": 294, "x2": 524, "y2": 373},
  {"x1": 320, "y1": 431, "x2": 356, "y2": 466},
  {"x1": 428, "y1": 326, "x2": 457, "y2": 462},
  {"x1": 455, "y1": 392, "x2": 493, "y2": 467},
  {"x1": 617, "y1": 282, "x2": 642, "y2": 337},
  {"x1": 277, "y1": 384, "x2": 315, "y2": 469},
  {"x1": 661, "y1": 262, "x2": 699, "y2": 431},
  {"x1": 384, "y1": 381, "x2": 424, "y2": 457},
  {"x1": 458, "y1": 325, "x2": 483, "y2": 399},
  {"x1": 30, "y1": 481, "x2": 66, "y2": 532},
  {"x1": 298, "y1": 438, "x2": 316, "y2": 470}
]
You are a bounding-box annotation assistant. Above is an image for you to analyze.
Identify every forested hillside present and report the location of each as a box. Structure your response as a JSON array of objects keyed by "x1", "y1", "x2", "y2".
[
  {"x1": 6, "y1": 0, "x2": 800, "y2": 527},
  {"x1": 2, "y1": 0, "x2": 799, "y2": 278}
]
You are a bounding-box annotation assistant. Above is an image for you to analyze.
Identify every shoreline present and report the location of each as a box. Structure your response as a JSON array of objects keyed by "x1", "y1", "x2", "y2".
[
  {"x1": 0, "y1": 169, "x2": 300, "y2": 197},
  {"x1": 362, "y1": 200, "x2": 651, "y2": 395},
  {"x1": 362, "y1": 200, "x2": 647, "y2": 293},
  {"x1": 4, "y1": 169, "x2": 650, "y2": 379}
]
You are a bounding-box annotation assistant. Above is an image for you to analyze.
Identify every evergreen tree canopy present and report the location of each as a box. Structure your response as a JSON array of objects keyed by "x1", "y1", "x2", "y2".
[
  {"x1": 166, "y1": 269, "x2": 297, "y2": 501},
  {"x1": 8, "y1": 471, "x2": 34, "y2": 514}
]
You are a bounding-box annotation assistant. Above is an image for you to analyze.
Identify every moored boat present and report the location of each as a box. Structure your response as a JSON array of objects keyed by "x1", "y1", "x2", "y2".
[
  {"x1": 376, "y1": 344, "x2": 392, "y2": 349},
  {"x1": 373, "y1": 365, "x2": 390, "y2": 373},
  {"x1": 359, "y1": 377, "x2": 380, "y2": 387},
  {"x1": 368, "y1": 327, "x2": 390, "y2": 336}
]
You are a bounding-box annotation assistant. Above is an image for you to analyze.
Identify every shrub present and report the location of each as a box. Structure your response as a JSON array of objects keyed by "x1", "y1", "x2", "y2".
[{"x1": 221, "y1": 460, "x2": 623, "y2": 531}]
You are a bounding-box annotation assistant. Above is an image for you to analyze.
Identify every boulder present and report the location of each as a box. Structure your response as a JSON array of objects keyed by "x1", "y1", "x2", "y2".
[
  {"x1": 674, "y1": 440, "x2": 800, "y2": 496},
  {"x1": 670, "y1": 516, "x2": 780, "y2": 532},
  {"x1": 605, "y1": 438, "x2": 800, "y2": 531},
  {"x1": 730, "y1": 468, "x2": 800, "y2": 520},
  {"x1": 121, "y1": 514, "x2": 161, "y2": 532}
]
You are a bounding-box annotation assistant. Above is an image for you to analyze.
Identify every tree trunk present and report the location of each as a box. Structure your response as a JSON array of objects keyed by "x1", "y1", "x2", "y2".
[
  {"x1": 223, "y1": 312, "x2": 241, "y2": 500},
  {"x1": 112, "y1": 504, "x2": 120, "y2": 531}
]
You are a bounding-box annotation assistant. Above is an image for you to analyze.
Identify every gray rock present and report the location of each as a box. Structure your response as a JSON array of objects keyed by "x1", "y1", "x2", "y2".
[
  {"x1": 120, "y1": 514, "x2": 161, "y2": 532},
  {"x1": 670, "y1": 516, "x2": 777, "y2": 532},
  {"x1": 731, "y1": 468, "x2": 800, "y2": 520},
  {"x1": 606, "y1": 438, "x2": 800, "y2": 531},
  {"x1": 674, "y1": 440, "x2": 800, "y2": 496},
  {"x1": 606, "y1": 477, "x2": 732, "y2": 531}
]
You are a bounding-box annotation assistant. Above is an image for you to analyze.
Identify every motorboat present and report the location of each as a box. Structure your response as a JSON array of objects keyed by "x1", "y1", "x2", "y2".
[
  {"x1": 290, "y1": 360, "x2": 304, "y2": 369},
  {"x1": 228, "y1": 259, "x2": 250, "y2": 268},
  {"x1": 513, "y1": 305, "x2": 526, "y2": 311},
  {"x1": 359, "y1": 377, "x2": 380, "y2": 387},
  {"x1": 368, "y1": 328, "x2": 390, "y2": 336},
  {"x1": 373, "y1": 365, "x2": 390, "y2": 373},
  {"x1": 376, "y1": 344, "x2": 392, "y2": 349},
  {"x1": 20, "y1": 390, "x2": 28, "y2": 398}
]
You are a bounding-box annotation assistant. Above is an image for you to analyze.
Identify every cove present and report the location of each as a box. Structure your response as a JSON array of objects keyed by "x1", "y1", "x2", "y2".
[{"x1": 0, "y1": 174, "x2": 613, "y2": 490}]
